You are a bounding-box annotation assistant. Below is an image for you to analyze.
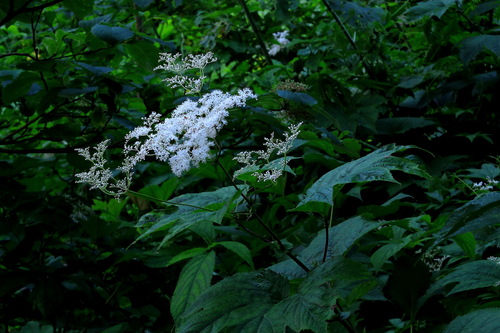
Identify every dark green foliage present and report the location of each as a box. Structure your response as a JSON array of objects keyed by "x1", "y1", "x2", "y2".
[{"x1": 1, "y1": 0, "x2": 500, "y2": 332}]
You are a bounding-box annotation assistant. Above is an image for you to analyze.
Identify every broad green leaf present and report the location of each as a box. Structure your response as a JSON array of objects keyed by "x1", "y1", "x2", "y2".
[
  {"x1": 294, "y1": 145, "x2": 429, "y2": 213},
  {"x1": 269, "y1": 216, "x2": 384, "y2": 278},
  {"x1": 376, "y1": 117, "x2": 435, "y2": 135},
  {"x1": 404, "y1": 0, "x2": 456, "y2": 22},
  {"x1": 58, "y1": 86, "x2": 98, "y2": 97},
  {"x1": 177, "y1": 271, "x2": 289, "y2": 333},
  {"x1": 2, "y1": 72, "x2": 40, "y2": 104},
  {"x1": 167, "y1": 248, "x2": 208, "y2": 267},
  {"x1": 170, "y1": 251, "x2": 216, "y2": 323},
  {"x1": 371, "y1": 235, "x2": 412, "y2": 270},
  {"x1": 76, "y1": 62, "x2": 114, "y2": 75},
  {"x1": 125, "y1": 41, "x2": 160, "y2": 72},
  {"x1": 434, "y1": 192, "x2": 500, "y2": 244},
  {"x1": 444, "y1": 308, "x2": 500, "y2": 333},
  {"x1": 214, "y1": 241, "x2": 254, "y2": 268},
  {"x1": 453, "y1": 232, "x2": 476, "y2": 259},
  {"x1": 460, "y1": 35, "x2": 500, "y2": 64},
  {"x1": 91, "y1": 24, "x2": 134, "y2": 43},
  {"x1": 276, "y1": 90, "x2": 317, "y2": 105},
  {"x1": 419, "y1": 260, "x2": 500, "y2": 310},
  {"x1": 134, "y1": 186, "x2": 241, "y2": 248}
]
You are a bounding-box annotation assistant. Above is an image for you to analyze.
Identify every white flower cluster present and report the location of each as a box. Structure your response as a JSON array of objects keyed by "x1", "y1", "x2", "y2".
[
  {"x1": 234, "y1": 122, "x2": 301, "y2": 182},
  {"x1": 472, "y1": 178, "x2": 499, "y2": 191},
  {"x1": 154, "y1": 52, "x2": 217, "y2": 93},
  {"x1": 75, "y1": 88, "x2": 256, "y2": 198},
  {"x1": 268, "y1": 31, "x2": 290, "y2": 56}
]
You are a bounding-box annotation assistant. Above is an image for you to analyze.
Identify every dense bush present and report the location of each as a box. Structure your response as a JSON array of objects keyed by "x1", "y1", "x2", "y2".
[{"x1": 1, "y1": 0, "x2": 500, "y2": 332}]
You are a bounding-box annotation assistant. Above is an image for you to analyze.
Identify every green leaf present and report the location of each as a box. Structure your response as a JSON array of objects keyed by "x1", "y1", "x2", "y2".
[
  {"x1": 444, "y1": 308, "x2": 500, "y2": 333},
  {"x1": 125, "y1": 41, "x2": 160, "y2": 72},
  {"x1": 134, "y1": 186, "x2": 242, "y2": 248},
  {"x1": 276, "y1": 90, "x2": 318, "y2": 105},
  {"x1": 460, "y1": 35, "x2": 500, "y2": 64},
  {"x1": 404, "y1": 0, "x2": 456, "y2": 22},
  {"x1": 58, "y1": 86, "x2": 98, "y2": 97},
  {"x1": 376, "y1": 117, "x2": 435, "y2": 135},
  {"x1": 91, "y1": 24, "x2": 134, "y2": 43},
  {"x1": 214, "y1": 241, "x2": 254, "y2": 269},
  {"x1": 170, "y1": 251, "x2": 216, "y2": 324},
  {"x1": 2, "y1": 72, "x2": 40, "y2": 103},
  {"x1": 371, "y1": 235, "x2": 412, "y2": 270},
  {"x1": 434, "y1": 192, "x2": 500, "y2": 243},
  {"x1": 63, "y1": 0, "x2": 94, "y2": 17},
  {"x1": 294, "y1": 145, "x2": 429, "y2": 213},
  {"x1": 167, "y1": 248, "x2": 208, "y2": 267},
  {"x1": 76, "y1": 62, "x2": 114, "y2": 75},
  {"x1": 269, "y1": 216, "x2": 384, "y2": 278},
  {"x1": 177, "y1": 271, "x2": 289, "y2": 333},
  {"x1": 453, "y1": 232, "x2": 476, "y2": 259}
]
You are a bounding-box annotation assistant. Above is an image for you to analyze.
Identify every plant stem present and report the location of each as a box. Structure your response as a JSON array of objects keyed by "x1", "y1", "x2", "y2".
[
  {"x1": 236, "y1": 0, "x2": 273, "y2": 66},
  {"x1": 215, "y1": 158, "x2": 310, "y2": 273}
]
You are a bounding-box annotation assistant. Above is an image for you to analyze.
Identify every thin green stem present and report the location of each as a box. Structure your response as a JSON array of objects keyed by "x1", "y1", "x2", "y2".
[
  {"x1": 126, "y1": 190, "x2": 216, "y2": 212},
  {"x1": 215, "y1": 157, "x2": 310, "y2": 273}
]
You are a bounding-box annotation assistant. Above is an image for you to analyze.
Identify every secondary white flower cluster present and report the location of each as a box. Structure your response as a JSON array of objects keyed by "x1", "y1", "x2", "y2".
[
  {"x1": 472, "y1": 178, "x2": 499, "y2": 191},
  {"x1": 234, "y1": 122, "x2": 302, "y2": 182},
  {"x1": 268, "y1": 31, "x2": 290, "y2": 56},
  {"x1": 154, "y1": 52, "x2": 217, "y2": 93},
  {"x1": 75, "y1": 88, "x2": 256, "y2": 198}
]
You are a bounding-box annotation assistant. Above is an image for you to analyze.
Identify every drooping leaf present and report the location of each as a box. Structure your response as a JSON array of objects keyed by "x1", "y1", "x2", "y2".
[
  {"x1": 371, "y1": 235, "x2": 412, "y2": 270},
  {"x1": 125, "y1": 41, "x2": 160, "y2": 72},
  {"x1": 418, "y1": 260, "x2": 500, "y2": 311},
  {"x1": 134, "y1": 186, "x2": 242, "y2": 248},
  {"x1": 444, "y1": 308, "x2": 500, "y2": 333},
  {"x1": 170, "y1": 251, "x2": 216, "y2": 323},
  {"x1": 167, "y1": 248, "x2": 208, "y2": 267},
  {"x1": 434, "y1": 192, "x2": 500, "y2": 245},
  {"x1": 214, "y1": 241, "x2": 254, "y2": 269},
  {"x1": 404, "y1": 0, "x2": 456, "y2": 22},
  {"x1": 2, "y1": 72, "x2": 40, "y2": 103},
  {"x1": 453, "y1": 232, "x2": 476, "y2": 259},
  {"x1": 58, "y1": 86, "x2": 98, "y2": 97},
  {"x1": 294, "y1": 145, "x2": 430, "y2": 213},
  {"x1": 63, "y1": 0, "x2": 93, "y2": 17},
  {"x1": 460, "y1": 35, "x2": 500, "y2": 64}
]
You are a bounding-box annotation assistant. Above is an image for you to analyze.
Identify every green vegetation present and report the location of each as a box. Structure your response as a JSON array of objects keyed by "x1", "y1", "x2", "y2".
[{"x1": 1, "y1": 0, "x2": 500, "y2": 332}]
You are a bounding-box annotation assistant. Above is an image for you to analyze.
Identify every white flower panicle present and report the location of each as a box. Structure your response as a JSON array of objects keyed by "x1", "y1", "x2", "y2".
[
  {"x1": 472, "y1": 178, "x2": 499, "y2": 191},
  {"x1": 268, "y1": 31, "x2": 290, "y2": 56},
  {"x1": 234, "y1": 122, "x2": 302, "y2": 182},
  {"x1": 154, "y1": 52, "x2": 217, "y2": 93},
  {"x1": 75, "y1": 88, "x2": 256, "y2": 197}
]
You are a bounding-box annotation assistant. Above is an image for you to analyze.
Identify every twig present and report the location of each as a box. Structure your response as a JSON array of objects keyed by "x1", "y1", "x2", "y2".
[{"x1": 236, "y1": 0, "x2": 273, "y2": 66}]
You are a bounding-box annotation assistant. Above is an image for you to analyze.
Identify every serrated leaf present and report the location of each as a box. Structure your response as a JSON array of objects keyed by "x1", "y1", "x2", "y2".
[
  {"x1": 134, "y1": 186, "x2": 242, "y2": 248},
  {"x1": 171, "y1": 251, "x2": 216, "y2": 323},
  {"x1": 294, "y1": 144, "x2": 429, "y2": 213},
  {"x1": 419, "y1": 260, "x2": 500, "y2": 310},
  {"x1": 177, "y1": 271, "x2": 289, "y2": 333},
  {"x1": 434, "y1": 192, "x2": 500, "y2": 243},
  {"x1": 269, "y1": 216, "x2": 384, "y2": 278},
  {"x1": 444, "y1": 308, "x2": 500, "y2": 333},
  {"x1": 214, "y1": 241, "x2": 254, "y2": 269},
  {"x1": 404, "y1": 0, "x2": 456, "y2": 22},
  {"x1": 91, "y1": 24, "x2": 134, "y2": 43}
]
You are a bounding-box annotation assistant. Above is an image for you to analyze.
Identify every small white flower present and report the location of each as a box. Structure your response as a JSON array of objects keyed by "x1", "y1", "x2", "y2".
[
  {"x1": 234, "y1": 122, "x2": 302, "y2": 182},
  {"x1": 268, "y1": 31, "x2": 290, "y2": 56}
]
